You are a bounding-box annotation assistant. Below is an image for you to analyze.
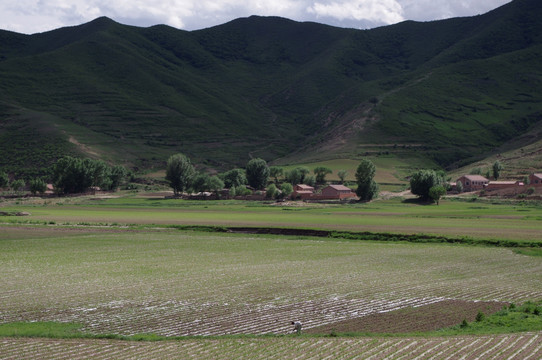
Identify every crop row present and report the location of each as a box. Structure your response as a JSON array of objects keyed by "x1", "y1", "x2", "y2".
[
  {"x1": 1, "y1": 297, "x2": 445, "y2": 336},
  {"x1": 1, "y1": 333, "x2": 542, "y2": 359}
]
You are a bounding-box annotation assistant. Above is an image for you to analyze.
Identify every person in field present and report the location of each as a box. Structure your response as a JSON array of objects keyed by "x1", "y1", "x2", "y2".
[{"x1": 291, "y1": 321, "x2": 302, "y2": 334}]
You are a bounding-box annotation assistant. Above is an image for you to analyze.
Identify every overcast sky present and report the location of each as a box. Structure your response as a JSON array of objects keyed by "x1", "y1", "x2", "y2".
[{"x1": 1, "y1": 0, "x2": 511, "y2": 35}]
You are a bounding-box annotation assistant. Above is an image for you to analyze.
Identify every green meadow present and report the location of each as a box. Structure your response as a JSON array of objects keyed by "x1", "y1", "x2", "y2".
[{"x1": 2, "y1": 196, "x2": 541, "y2": 241}]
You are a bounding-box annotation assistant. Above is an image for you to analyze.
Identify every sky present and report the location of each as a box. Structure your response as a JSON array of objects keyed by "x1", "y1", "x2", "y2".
[{"x1": 1, "y1": 0, "x2": 511, "y2": 35}]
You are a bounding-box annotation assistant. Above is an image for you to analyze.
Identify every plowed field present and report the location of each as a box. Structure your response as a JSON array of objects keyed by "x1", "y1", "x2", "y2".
[
  {"x1": 1, "y1": 227, "x2": 542, "y2": 337},
  {"x1": 2, "y1": 333, "x2": 542, "y2": 359}
]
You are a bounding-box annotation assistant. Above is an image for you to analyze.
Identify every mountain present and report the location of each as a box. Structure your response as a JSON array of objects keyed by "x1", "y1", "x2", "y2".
[{"x1": 0, "y1": 0, "x2": 541, "y2": 177}]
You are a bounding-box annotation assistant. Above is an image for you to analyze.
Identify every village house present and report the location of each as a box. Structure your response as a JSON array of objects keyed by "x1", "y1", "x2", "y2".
[
  {"x1": 318, "y1": 184, "x2": 357, "y2": 200},
  {"x1": 456, "y1": 175, "x2": 489, "y2": 192},
  {"x1": 292, "y1": 184, "x2": 315, "y2": 200},
  {"x1": 485, "y1": 181, "x2": 524, "y2": 191},
  {"x1": 529, "y1": 173, "x2": 542, "y2": 186}
]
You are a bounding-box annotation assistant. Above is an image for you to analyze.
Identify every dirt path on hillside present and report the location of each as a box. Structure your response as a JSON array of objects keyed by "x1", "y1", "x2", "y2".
[{"x1": 68, "y1": 135, "x2": 100, "y2": 157}]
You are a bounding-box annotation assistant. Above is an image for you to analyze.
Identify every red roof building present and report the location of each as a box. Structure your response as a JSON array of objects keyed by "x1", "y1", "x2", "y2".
[
  {"x1": 319, "y1": 184, "x2": 357, "y2": 200},
  {"x1": 457, "y1": 175, "x2": 489, "y2": 192},
  {"x1": 292, "y1": 184, "x2": 315, "y2": 199},
  {"x1": 530, "y1": 173, "x2": 542, "y2": 186}
]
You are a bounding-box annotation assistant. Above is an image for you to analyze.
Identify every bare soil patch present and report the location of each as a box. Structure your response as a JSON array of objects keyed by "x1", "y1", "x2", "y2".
[{"x1": 305, "y1": 300, "x2": 507, "y2": 334}]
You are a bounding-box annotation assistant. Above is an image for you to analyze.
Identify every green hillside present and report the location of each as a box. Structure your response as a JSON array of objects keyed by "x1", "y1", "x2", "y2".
[{"x1": 0, "y1": 0, "x2": 541, "y2": 177}]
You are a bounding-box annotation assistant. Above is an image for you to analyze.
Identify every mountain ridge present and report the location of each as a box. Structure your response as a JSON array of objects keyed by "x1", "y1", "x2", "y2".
[{"x1": 0, "y1": 0, "x2": 541, "y2": 178}]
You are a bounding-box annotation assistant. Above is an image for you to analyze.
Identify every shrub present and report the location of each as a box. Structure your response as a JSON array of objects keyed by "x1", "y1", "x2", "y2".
[
  {"x1": 475, "y1": 311, "x2": 485, "y2": 322},
  {"x1": 232, "y1": 185, "x2": 251, "y2": 196},
  {"x1": 429, "y1": 185, "x2": 446, "y2": 205},
  {"x1": 460, "y1": 319, "x2": 469, "y2": 328},
  {"x1": 10, "y1": 179, "x2": 25, "y2": 193},
  {"x1": 280, "y1": 183, "x2": 293, "y2": 199},
  {"x1": 29, "y1": 178, "x2": 47, "y2": 195},
  {"x1": 527, "y1": 187, "x2": 535, "y2": 195},
  {"x1": 266, "y1": 184, "x2": 278, "y2": 199},
  {"x1": 456, "y1": 180, "x2": 463, "y2": 193}
]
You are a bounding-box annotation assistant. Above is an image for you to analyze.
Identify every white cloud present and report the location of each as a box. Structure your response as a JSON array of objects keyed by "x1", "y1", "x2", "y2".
[
  {"x1": 400, "y1": 0, "x2": 509, "y2": 22},
  {"x1": 0, "y1": 0, "x2": 511, "y2": 34},
  {"x1": 308, "y1": 0, "x2": 404, "y2": 24}
]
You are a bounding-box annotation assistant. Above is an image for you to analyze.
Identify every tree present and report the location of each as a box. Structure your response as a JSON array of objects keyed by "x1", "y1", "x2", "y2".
[
  {"x1": 108, "y1": 165, "x2": 128, "y2": 191},
  {"x1": 280, "y1": 183, "x2": 293, "y2": 199},
  {"x1": 355, "y1": 159, "x2": 379, "y2": 201},
  {"x1": 429, "y1": 185, "x2": 446, "y2": 205},
  {"x1": 246, "y1": 158, "x2": 270, "y2": 190},
  {"x1": 192, "y1": 173, "x2": 212, "y2": 193},
  {"x1": 266, "y1": 183, "x2": 279, "y2": 199},
  {"x1": 269, "y1": 166, "x2": 283, "y2": 184},
  {"x1": 52, "y1": 156, "x2": 94, "y2": 194},
  {"x1": 0, "y1": 171, "x2": 9, "y2": 189},
  {"x1": 285, "y1": 168, "x2": 302, "y2": 185},
  {"x1": 337, "y1": 170, "x2": 348, "y2": 184},
  {"x1": 10, "y1": 179, "x2": 25, "y2": 193},
  {"x1": 165, "y1": 153, "x2": 195, "y2": 196},
  {"x1": 29, "y1": 178, "x2": 47, "y2": 195},
  {"x1": 456, "y1": 180, "x2": 463, "y2": 193},
  {"x1": 208, "y1": 176, "x2": 224, "y2": 197},
  {"x1": 410, "y1": 169, "x2": 445, "y2": 200},
  {"x1": 222, "y1": 168, "x2": 247, "y2": 189},
  {"x1": 90, "y1": 160, "x2": 112, "y2": 190},
  {"x1": 297, "y1": 167, "x2": 310, "y2": 183},
  {"x1": 285, "y1": 167, "x2": 310, "y2": 185},
  {"x1": 313, "y1": 166, "x2": 332, "y2": 185},
  {"x1": 304, "y1": 174, "x2": 316, "y2": 187},
  {"x1": 493, "y1": 160, "x2": 503, "y2": 180}
]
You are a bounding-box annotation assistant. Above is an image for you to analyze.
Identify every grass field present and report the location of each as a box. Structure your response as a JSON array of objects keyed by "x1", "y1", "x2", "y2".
[
  {"x1": 2, "y1": 196, "x2": 541, "y2": 241},
  {"x1": 1, "y1": 195, "x2": 542, "y2": 358}
]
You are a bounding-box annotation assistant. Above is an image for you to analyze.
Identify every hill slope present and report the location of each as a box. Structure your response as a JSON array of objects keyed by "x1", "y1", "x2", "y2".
[{"x1": 0, "y1": 0, "x2": 541, "y2": 176}]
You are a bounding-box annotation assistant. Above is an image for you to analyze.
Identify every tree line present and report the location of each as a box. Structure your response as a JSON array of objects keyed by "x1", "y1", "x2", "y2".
[
  {"x1": 166, "y1": 153, "x2": 380, "y2": 201},
  {"x1": 1, "y1": 152, "x2": 451, "y2": 205},
  {"x1": 0, "y1": 156, "x2": 129, "y2": 195}
]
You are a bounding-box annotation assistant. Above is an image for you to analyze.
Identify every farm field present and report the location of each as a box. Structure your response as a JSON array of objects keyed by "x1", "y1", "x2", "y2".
[
  {"x1": 2, "y1": 196, "x2": 542, "y2": 241},
  {"x1": 3, "y1": 333, "x2": 542, "y2": 359},
  {"x1": 1, "y1": 196, "x2": 542, "y2": 358},
  {"x1": 4, "y1": 226, "x2": 542, "y2": 336}
]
